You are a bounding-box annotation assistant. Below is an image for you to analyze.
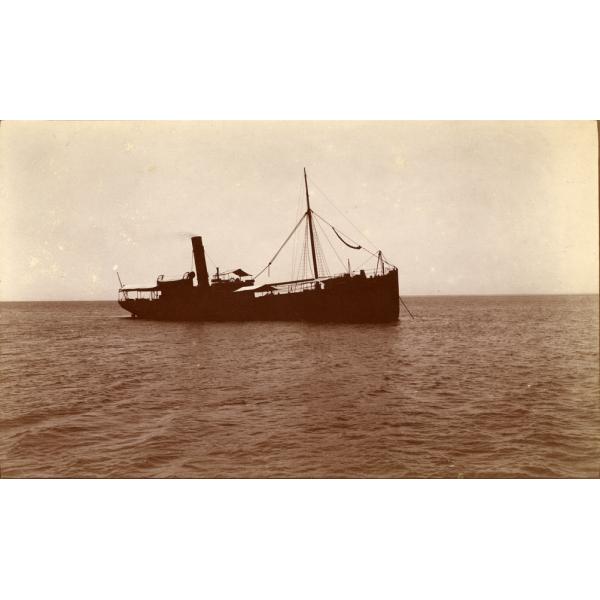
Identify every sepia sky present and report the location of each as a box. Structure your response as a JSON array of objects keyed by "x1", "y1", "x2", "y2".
[{"x1": 0, "y1": 120, "x2": 597, "y2": 300}]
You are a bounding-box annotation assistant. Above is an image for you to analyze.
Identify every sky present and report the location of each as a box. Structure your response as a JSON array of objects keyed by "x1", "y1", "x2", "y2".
[{"x1": 0, "y1": 120, "x2": 597, "y2": 300}]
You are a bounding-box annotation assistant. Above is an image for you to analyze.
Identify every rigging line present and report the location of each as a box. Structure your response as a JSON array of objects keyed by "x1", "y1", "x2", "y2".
[
  {"x1": 315, "y1": 210, "x2": 397, "y2": 270},
  {"x1": 399, "y1": 295, "x2": 415, "y2": 320},
  {"x1": 315, "y1": 216, "x2": 347, "y2": 272},
  {"x1": 316, "y1": 235, "x2": 329, "y2": 277},
  {"x1": 304, "y1": 219, "x2": 312, "y2": 278},
  {"x1": 298, "y1": 220, "x2": 306, "y2": 281},
  {"x1": 378, "y1": 250, "x2": 394, "y2": 272},
  {"x1": 319, "y1": 230, "x2": 330, "y2": 276},
  {"x1": 204, "y1": 250, "x2": 217, "y2": 269},
  {"x1": 291, "y1": 194, "x2": 303, "y2": 280},
  {"x1": 311, "y1": 220, "x2": 322, "y2": 278},
  {"x1": 310, "y1": 213, "x2": 329, "y2": 277},
  {"x1": 312, "y1": 211, "x2": 373, "y2": 254},
  {"x1": 294, "y1": 217, "x2": 309, "y2": 283},
  {"x1": 307, "y1": 174, "x2": 378, "y2": 250},
  {"x1": 313, "y1": 210, "x2": 364, "y2": 248},
  {"x1": 301, "y1": 218, "x2": 310, "y2": 280},
  {"x1": 314, "y1": 221, "x2": 332, "y2": 275},
  {"x1": 296, "y1": 218, "x2": 305, "y2": 281},
  {"x1": 355, "y1": 253, "x2": 376, "y2": 271},
  {"x1": 313, "y1": 211, "x2": 389, "y2": 265},
  {"x1": 291, "y1": 193, "x2": 305, "y2": 276},
  {"x1": 255, "y1": 212, "x2": 307, "y2": 280}
]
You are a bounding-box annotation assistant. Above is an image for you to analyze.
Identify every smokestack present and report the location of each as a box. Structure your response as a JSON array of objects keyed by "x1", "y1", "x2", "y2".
[{"x1": 191, "y1": 236, "x2": 209, "y2": 289}]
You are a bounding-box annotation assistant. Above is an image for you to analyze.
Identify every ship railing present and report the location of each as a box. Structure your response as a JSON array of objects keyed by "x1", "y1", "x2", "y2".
[
  {"x1": 284, "y1": 280, "x2": 324, "y2": 294},
  {"x1": 118, "y1": 290, "x2": 161, "y2": 301},
  {"x1": 211, "y1": 275, "x2": 244, "y2": 284},
  {"x1": 270, "y1": 268, "x2": 392, "y2": 295},
  {"x1": 157, "y1": 272, "x2": 194, "y2": 283},
  {"x1": 347, "y1": 266, "x2": 393, "y2": 278},
  {"x1": 320, "y1": 266, "x2": 393, "y2": 281}
]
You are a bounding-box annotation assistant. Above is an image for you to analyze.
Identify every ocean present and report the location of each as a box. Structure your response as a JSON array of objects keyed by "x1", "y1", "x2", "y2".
[{"x1": 1, "y1": 296, "x2": 598, "y2": 478}]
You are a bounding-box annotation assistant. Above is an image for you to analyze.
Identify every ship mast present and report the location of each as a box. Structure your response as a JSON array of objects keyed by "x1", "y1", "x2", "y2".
[{"x1": 304, "y1": 167, "x2": 319, "y2": 280}]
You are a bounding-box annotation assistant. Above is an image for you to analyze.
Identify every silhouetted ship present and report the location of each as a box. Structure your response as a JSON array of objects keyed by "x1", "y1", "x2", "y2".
[{"x1": 118, "y1": 170, "x2": 399, "y2": 322}]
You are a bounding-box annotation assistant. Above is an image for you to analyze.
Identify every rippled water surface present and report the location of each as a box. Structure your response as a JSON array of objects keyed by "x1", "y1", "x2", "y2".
[{"x1": 1, "y1": 296, "x2": 598, "y2": 478}]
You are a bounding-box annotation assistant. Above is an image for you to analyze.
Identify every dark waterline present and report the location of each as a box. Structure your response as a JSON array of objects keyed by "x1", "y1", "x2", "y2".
[{"x1": 1, "y1": 296, "x2": 598, "y2": 477}]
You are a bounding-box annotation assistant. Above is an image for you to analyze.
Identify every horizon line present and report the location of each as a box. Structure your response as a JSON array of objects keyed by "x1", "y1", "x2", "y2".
[{"x1": 1, "y1": 292, "x2": 599, "y2": 303}]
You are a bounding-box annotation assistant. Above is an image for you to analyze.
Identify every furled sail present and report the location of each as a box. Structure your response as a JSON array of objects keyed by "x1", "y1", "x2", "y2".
[{"x1": 332, "y1": 226, "x2": 361, "y2": 250}]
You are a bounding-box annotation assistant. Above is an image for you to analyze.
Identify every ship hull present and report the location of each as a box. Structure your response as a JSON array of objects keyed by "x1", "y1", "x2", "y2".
[{"x1": 119, "y1": 269, "x2": 399, "y2": 323}]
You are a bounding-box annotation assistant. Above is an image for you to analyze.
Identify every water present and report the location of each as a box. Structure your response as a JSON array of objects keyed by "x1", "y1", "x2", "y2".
[{"x1": 1, "y1": 296, "x2": 598, "y2": 478}]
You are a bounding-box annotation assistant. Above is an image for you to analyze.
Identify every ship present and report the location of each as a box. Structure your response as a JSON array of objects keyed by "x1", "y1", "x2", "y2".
[{"x1": 118, "y1": 169, "x2": 400, "y2": 322}]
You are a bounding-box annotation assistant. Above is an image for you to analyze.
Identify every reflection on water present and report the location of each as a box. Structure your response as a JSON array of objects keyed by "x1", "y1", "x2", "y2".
[{"x1": 0, "y1": 296, "x2": 598, "y2": 477}]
